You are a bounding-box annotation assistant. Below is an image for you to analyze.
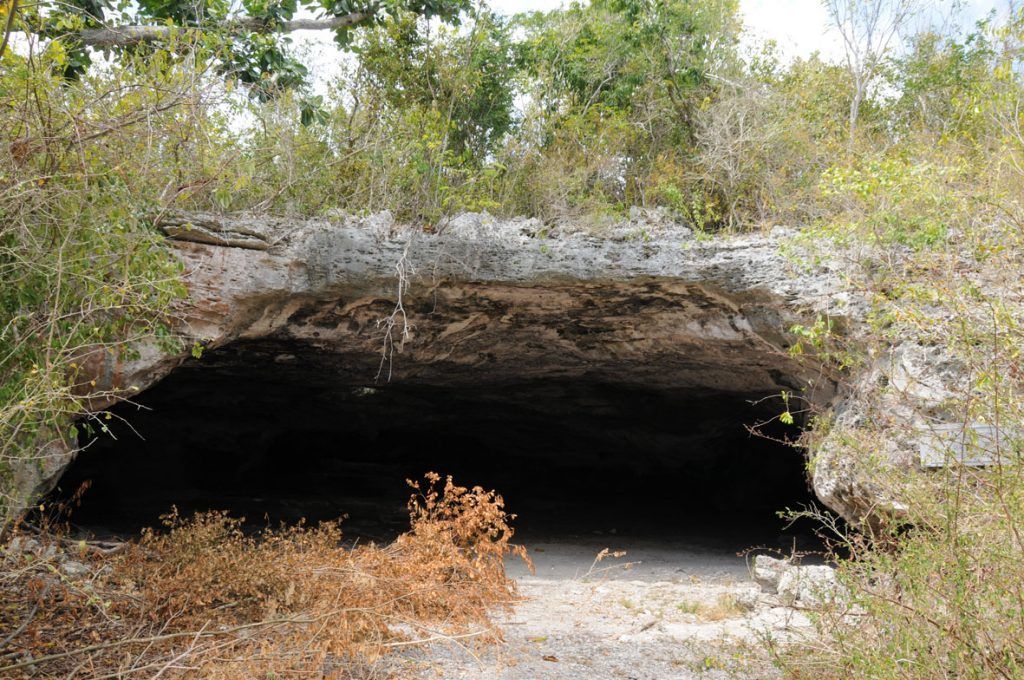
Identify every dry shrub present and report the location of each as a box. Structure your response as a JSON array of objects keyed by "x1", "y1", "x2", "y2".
[{"x1": 0, "y1": 473, "x2": 530, "y2": 678}]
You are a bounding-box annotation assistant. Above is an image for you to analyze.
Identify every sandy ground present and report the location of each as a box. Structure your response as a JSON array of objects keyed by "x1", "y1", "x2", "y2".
[
  {"x1": 396, "y1": 536, "x2": 816, "y2": 679},
  {"x1": 64, "y1": 493, "x2": 821, "y2": 678}
]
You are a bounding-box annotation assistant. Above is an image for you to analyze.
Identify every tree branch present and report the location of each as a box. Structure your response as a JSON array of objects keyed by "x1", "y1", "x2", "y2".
[
  {"x1": 75, "y1": 13, "x2": 374, "y2": 48},
  {"x1": 0, "y1": 0, "x2": 20, "y2": 58}
]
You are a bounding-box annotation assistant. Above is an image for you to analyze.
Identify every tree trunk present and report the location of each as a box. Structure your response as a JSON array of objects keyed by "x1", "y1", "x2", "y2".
[{"x1": 75, "y1": 13, "x2": 372, "y2": 48}]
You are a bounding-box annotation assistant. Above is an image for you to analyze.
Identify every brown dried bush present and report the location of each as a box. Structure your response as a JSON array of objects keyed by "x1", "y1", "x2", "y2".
[{"x1": 0, "y1": 473, "x2": 530, "y2": 678}]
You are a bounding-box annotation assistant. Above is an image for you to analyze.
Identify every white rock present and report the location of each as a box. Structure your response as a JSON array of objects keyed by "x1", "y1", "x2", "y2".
[
  {"x1": 753, "y1": 555, "x2": 844, "y2": 607},
  {"x1": 6, "y1": 536, "x2": 40, "y2": 555},
  {"x1": 60, "y1": 560, "x2": 92, "y2": 578},
  {"x1": 777, "y1": 565, "x2": 842, "y2": 607},
  {"x1": 752, "y1": 555, "x2": 789, "y2": 592},
  {"x1": 361, "y1": 210, "x2": 395, "y2": 236}
]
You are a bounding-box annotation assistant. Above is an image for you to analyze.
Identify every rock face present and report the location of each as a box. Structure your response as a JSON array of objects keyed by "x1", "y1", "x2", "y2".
[
  {"x1": 753, "y1": 555, "x2": 844, "y2": 606},
  {"x1": 19, "y1": 211, "x2": 874, "y2": 522}
]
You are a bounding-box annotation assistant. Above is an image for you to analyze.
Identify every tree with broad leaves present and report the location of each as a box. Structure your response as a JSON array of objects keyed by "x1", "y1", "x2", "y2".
[{"x1": 0, "y1": 0, "x2": 471, "y2": 102}]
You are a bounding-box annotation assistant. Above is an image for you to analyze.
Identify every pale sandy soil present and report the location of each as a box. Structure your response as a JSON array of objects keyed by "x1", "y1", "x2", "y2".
[{"x1": 396, "y1": 537, "x2": 816, "y2": 679}]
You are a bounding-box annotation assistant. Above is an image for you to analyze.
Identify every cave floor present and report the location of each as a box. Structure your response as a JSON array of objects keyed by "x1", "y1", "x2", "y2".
[
  {"x1": 63, "y1": 490, "x2": 821, "y2": 678},
  {"x1": 398, "y1": 537, "x2": 815, "y2": 680},
  {"x1": 378, "y1": 489, "x2": 819, "y2": 678},
  {"x1": 405, "y1": 499, "x2": 820, "y2": 679}
]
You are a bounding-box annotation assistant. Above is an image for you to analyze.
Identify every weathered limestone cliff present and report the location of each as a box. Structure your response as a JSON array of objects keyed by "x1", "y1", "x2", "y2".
[{"x1": 15, "y1": 210, "x2": 935, "y2": 527}]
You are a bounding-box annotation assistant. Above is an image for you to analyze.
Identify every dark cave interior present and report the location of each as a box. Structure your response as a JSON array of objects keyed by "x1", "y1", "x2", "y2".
[{"x1": 54, "y1": 340, "x2": 821, "y2": 552}]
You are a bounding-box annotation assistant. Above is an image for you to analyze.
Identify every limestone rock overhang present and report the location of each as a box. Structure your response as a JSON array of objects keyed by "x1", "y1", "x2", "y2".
[
  {"x1": 16, "y1": 212, "x2": 857, "y2": 523},
  {"x1": 92, "y1": 212, "x2": 846, "y2": 402}
]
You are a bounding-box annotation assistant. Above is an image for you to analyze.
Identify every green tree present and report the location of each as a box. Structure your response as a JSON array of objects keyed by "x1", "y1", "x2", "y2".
[
  {"x1": 512, "y1": 0, "x2": 739, "y2": 216},
  {"x1": 890, "y1": 29, "x2": 993, "y2": 138},
  {"x1": 1, "y1": 0, "x2": 472, "y2": 99},
  {"x1": 355, "y1": 9, "x2": 516, "y2": 160},
  {"x1": 518, "y1": 0, "x2": 738, "y2": 142}
]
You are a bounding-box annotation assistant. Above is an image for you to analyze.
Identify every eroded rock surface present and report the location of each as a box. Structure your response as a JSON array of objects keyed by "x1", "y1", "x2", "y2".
[{"x1": 17, "y1": 211, "x2": 885, "y2": 522}]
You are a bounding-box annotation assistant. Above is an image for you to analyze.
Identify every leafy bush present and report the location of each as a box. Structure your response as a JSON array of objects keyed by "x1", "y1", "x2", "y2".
[
  {"x1": 0, "y1": 45, "x2": 211, "y2": 515},
  {"x1": 819, "y1": 157, "x2": 966, "y2": 251}
]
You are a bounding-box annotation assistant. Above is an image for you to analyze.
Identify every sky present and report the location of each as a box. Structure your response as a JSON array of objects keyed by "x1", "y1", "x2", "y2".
[
  {"x1": 485, "y1": 1, "x2": 1010, "y2": 61},
  {"x1": 9, "y1": 0, "x2": 1008, "y2": 70},
  {"x1": 280, "y1": 0, "x2": 1007, "y2": 98},
  {"x1": 739, "y1": 0, "x2": 1007, "y2": 62},
  {"x1": 287, "y1": 0, "x2": 1010, "y2": 96}
]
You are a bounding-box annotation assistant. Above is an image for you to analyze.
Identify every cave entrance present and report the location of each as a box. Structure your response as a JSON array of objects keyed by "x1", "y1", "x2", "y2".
[{"x1": 56, "y1": 339, "x2": 823, "y2": 569}]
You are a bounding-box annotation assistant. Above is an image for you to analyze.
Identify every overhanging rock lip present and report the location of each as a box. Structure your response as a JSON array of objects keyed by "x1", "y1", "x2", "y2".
[
  {"x1": 160, "y1": 210, "x2": 858, "y2": 324},
  {"x1": 7, "y1": 211, "x2": 860, "y2": 524}
]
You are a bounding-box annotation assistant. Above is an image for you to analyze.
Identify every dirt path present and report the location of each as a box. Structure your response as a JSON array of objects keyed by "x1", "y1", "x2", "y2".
[{"x1": 403, "y1": 537, "x2": 815, "y2": 679}]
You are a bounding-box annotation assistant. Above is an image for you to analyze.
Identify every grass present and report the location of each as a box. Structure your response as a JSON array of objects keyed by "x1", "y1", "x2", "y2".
[{"x1": 676, "y1": 593, "x2": 750, "y2": 622}]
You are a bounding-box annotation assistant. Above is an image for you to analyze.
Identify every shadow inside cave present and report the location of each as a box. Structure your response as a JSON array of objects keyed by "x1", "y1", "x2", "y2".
[{"x1": 51, "y1": 340, "x2": 827, "y2": 574}]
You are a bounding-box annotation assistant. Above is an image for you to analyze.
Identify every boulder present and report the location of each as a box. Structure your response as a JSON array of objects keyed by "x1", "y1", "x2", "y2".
[{"x1": 752, "y1": 555, "x2": 843, "y2": 607}]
